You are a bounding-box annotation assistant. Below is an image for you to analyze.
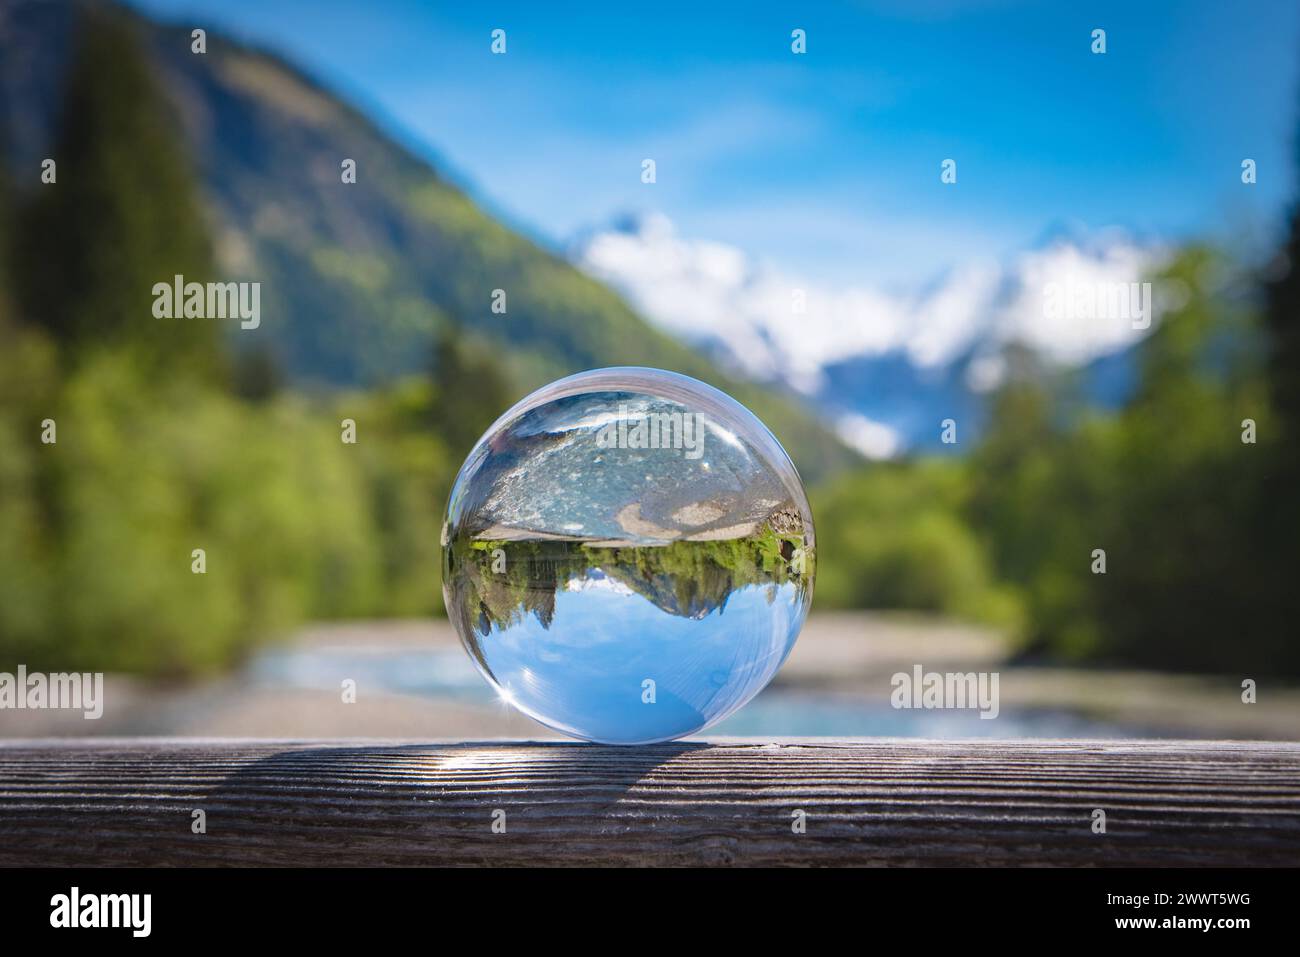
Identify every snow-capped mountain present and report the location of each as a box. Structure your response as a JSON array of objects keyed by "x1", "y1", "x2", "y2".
[{"x1": 572, "y1": 213, "x2": 1169, "y2": 457}]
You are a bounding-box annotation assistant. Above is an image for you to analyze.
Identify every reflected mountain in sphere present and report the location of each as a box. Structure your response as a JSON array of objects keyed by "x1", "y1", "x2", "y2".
[{"x1": 442, "y1": 368, "x2": 815, "y2": 744}]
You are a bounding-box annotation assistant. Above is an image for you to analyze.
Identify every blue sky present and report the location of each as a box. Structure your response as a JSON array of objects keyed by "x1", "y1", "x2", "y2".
[{"x1": 132, "y1": 0, "x2": 1300, "y2": 287}]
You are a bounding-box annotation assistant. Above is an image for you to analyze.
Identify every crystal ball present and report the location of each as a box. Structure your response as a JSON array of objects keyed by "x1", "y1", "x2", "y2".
[{"x1": 441, "y1": 367, "x2": 815, "y2": 744}]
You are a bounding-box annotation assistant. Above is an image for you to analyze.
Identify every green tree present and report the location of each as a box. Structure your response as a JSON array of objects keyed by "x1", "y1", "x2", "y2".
[
  {"x1": 232, "y1": 344, "x2": 284, "y2": 402},
  {"x1": 429, "y1": 328, "x2": 515, "y2": 460},
  {"x1": 812, "y1": 458, "x2": 1020, "y2": 628},
  {"x1": 964, "y1": 344, "x2": 1107, "y2": 655},
  {"x1": 15, "y1": 6, "x2": 223, "y2": 379},
  {"x1": 0, "y1": 143, "x2": 12, "y2": 329},
  {"x1": 1265, "y1": 140, "x2": 1300, "y2": 454},
  {"x1": 964, "y1": 251, "x2": 1292, "y2": 674},
  {"x1": 1089, "y1": 250, "x2": 1280, "y2": 672},
  {"x1": 1255, "y1": 95, "x2": 1300, "y2": 673}
]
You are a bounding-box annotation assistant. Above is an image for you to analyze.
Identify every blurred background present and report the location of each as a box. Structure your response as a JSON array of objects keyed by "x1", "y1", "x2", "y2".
[{"x1": 2, "y1": 0, "x2": 1299, "y2": 739}]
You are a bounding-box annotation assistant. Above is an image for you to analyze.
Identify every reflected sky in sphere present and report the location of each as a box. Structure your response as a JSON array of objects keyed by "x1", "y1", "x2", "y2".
[
  {"x1": 442, "y1": 368, "x2": 815, "y2": 744},
  {"x1": 483, "y1": 576, "x2": 804, "y2": 744}
]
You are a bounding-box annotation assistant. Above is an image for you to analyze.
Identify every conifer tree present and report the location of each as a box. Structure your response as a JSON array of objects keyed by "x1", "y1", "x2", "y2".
[
  {"x1": 430, "y1": 328, "x2": 513, "y2": 457},
  {"x1": 0, "y1": 139, "x2": 12, "y2": 330},
  {"x1": 1265, "y1": 105, "x2": 1300, "y2": 462},
  {"x1": 16, "y1": 5, "x2": 223, "y2": 379}
]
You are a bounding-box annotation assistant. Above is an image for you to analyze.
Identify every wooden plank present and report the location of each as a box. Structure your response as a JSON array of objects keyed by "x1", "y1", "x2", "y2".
[{"x1": 1, "y1": 738, "x2": 1298, "y2": 866}]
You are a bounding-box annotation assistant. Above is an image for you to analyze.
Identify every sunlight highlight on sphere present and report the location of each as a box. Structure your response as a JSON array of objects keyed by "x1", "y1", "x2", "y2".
[{"x1": 441, "y1": 368, "x2": 816, "y2": 744}]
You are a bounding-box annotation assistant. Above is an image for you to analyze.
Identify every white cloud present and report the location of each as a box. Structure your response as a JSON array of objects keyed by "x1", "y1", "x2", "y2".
[
  {"x1": 573, "y1": 213, "x2": 1167, "y2": 394},
  {"x1": 834, "y1": 413, "x2": 904, "y2": 460},
  {"x1": 964, "y1": 352, "x2": 1007, "y2": 394},
  {"x1": 992, "y1": 241, "x2": 1164, "y2": 365}
]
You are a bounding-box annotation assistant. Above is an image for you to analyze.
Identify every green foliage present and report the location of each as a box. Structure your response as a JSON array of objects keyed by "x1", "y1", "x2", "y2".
[
  {"x1": 32, "y1": 357, "x2": 382, "y2": 675},
  {"x1": 14, "y1": 7, "x2": 222, "y2": 380},
  {"x1": 810, "y1": 246, "x2": 1299, "y2": 676},
  {"x1": 1259, "y1": 136, "x2": 1300, "y2": 670},
  {"x1": 1265, "y1": 177, "x2": 1300, "y2": 455},
  {"x1": 964, "y1": 345, "x2": 1113, "y2": 654},
  {"x1": 0, "y1": 328, "x2": 60, "y2": 655},
  {"x1": 338, "y1": 380, "x2": 455, "y2": 617},
  {"x1": 1083, "y1": 251, "x2": 1289, "y2": 673},
  {"x1": 0, "y1": 337, "x2": 458, "y2": 676},
  {"x1": 429, "y1": 329, "x2": 516, "y2": 461},
  {"x1": 961, "y1": 250, "x2": 1291, "y2": 673},
  {"x1": 0, "y1": 150, "x2": 10, "y2": 327},
  {"x1": 0, "y1": 5, "x2": 462, "y2": 676},
  {"x1": 811, "y1": 459, "x2": 1022, "y2": 629}
]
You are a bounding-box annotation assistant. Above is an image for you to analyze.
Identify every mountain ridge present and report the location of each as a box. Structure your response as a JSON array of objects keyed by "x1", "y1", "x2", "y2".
[
  {"x1": 572, "y1": 211, "x2": 1164, "y2": 453},
  {"x1": 0, "y1": 0, "x2": 859, "y2": 480}
]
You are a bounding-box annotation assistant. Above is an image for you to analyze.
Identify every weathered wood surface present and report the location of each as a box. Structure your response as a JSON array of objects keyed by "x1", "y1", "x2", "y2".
[{"x1": 1, "y1": 738, "x2": 1298, "y2": 866}]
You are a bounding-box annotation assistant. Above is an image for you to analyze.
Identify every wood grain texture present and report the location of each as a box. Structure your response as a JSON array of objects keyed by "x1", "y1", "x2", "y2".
[{"x1": 1, "y1": 738, "x2": 1298, "y2": 866}]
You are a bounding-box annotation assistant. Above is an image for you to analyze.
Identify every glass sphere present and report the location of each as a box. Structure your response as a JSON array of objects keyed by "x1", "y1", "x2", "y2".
[{"x1": 441, "y1": 367, "x2": 815, "y2": 744}]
